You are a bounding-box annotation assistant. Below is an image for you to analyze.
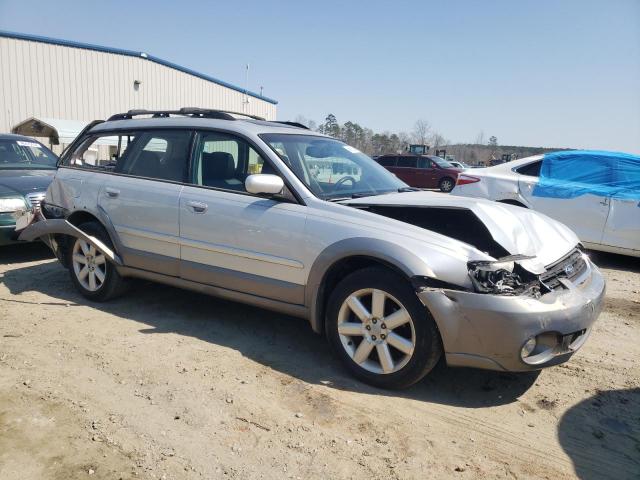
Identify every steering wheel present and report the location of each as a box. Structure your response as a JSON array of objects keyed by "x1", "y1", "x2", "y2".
[{"x1": 334, "y1": 176, "x2": 357, "y2": 190}]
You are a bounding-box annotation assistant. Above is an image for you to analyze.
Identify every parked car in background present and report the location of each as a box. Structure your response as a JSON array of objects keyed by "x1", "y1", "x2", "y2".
[
  {"x1": 452, "y1": 150, "x2": 640, "y2": 257},
  {"x1": 0, "y1": 134, "x2": 57, "y2": 246},
  {"x1": 374, "y1": 154, "x2": 462, "y2": 192},
  {"x1": 448, "y1": 160, "x2": 473, "y2": 170},
  {"x1": 19, "y1": 109, "x2": 604, "y2": 389}
]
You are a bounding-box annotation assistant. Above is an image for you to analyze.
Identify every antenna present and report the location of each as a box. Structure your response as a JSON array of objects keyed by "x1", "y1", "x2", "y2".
[{"x1": 243, "y1": 63, "x2": 250, "y2": 111}]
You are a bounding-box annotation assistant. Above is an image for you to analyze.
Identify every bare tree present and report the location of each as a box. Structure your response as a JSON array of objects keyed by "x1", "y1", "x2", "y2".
[
  {"x1": 475, "y1": 130, "x2": 485, "y2": 145},
  {"x1": 397, "y1": 131, "x2": 411, "y2": 152},
  {"x1": 293, "y1": 115, "x2": 317, "y2": 130},
  {"x1": 430, "y1": 132, "x2": 448, "y2": 149},
  {"x1": 412, "y1": 119, "x2": 431, "y2": 145}
]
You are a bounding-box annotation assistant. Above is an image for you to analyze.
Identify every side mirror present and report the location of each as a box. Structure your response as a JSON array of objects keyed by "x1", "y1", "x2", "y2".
[{"x1": 245, "y1": 174, "x2": 285, "y2": 196}]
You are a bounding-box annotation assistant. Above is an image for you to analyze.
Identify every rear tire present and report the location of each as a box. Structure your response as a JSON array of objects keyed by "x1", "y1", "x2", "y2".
[
  {"x1": 66, "y1": 221, "x2": 128, "y2": 301},
  {"x1": 325, "y1": 267, "x2": 442, "y2": 389},
  {"x1": 439, "y1": 177, "x2": 455, "y2": 192}
]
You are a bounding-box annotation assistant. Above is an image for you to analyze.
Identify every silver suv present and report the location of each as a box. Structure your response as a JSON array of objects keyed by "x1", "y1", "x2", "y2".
[{"x1": 20, "y1": 108, "x2": 605, "y2": 389}]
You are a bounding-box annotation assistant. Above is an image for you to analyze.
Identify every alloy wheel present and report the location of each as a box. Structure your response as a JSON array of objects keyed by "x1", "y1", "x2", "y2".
[
  {"x1": 72, "y1": 239, "x2": 107, "y2": 292},
  {"x1": 441, "y1": 179, "x2": 453, "y2": 192},
  {"x1": 337, "y1": 288, "x2": 416, "y2": 374}
]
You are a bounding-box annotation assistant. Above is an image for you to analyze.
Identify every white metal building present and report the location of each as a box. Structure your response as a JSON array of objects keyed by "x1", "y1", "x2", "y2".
[{"x1": 0, "y1": 30, "x2": 278, "y2": 150}]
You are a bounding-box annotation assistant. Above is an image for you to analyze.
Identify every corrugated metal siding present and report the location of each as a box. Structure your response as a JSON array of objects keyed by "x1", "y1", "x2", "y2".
[{"x1": 0, "y1": 36, "x2": 277, "y2": 135}]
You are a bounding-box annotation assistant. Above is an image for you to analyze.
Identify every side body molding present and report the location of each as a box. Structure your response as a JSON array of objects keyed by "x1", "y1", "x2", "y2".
[
  {"x1": 18, "y1": 219, "x2": 123, "y2": 266},
  {"x1": 305, "y1": 237, "x2": 435, "y2": 334}
]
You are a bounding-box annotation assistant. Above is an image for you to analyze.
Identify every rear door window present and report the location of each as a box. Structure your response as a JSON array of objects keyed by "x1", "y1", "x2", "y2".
[
  {"x1": 397, "y1": 156, "x2": 418, "y2": 168},
  {"x1": 115, "y1": 130, "x2": 192, "y2": 182}
]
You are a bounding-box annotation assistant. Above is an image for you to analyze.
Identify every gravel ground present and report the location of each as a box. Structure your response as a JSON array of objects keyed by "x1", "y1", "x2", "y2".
[{"x1": 0, "y1": 243, "x2": 638, "y2": 479}]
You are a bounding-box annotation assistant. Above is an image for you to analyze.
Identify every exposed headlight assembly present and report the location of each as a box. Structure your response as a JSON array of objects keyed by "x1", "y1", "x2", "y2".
[
  {"x1": 468, "y1": 255, "x2": 536, "y2": 295},
  {"x1": 0, "y1": 197, "x2": 27, "y2": 214}
]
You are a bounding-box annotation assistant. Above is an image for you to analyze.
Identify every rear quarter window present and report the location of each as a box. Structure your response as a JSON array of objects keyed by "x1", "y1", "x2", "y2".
[{"x1": 516, "y1": 160, "x2": 542, "y2": 177}]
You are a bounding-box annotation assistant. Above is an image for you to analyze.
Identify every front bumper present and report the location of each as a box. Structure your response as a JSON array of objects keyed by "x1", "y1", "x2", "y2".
[
  {"x1": 0, "y1": 224, "x2": 19, "y2": 246},
  {"x1": 417, "y1": 256, "x2": 606, "y2": 372}
]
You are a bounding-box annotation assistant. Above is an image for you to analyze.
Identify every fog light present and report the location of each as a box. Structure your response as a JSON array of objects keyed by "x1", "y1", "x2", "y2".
[{"x1": 521, "y1": 337, "x2": 537, "y2": 358}]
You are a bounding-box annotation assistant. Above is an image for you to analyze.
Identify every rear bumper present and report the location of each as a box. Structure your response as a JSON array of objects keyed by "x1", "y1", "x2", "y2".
[{"x1": 417, "y1": 257, "x2": 606, "y2": 372}]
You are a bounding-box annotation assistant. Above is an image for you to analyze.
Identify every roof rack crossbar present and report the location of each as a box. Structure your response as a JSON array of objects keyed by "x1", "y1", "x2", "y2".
[{"x1": 107, "y1": 108, "x2": 265, "y2": 122}]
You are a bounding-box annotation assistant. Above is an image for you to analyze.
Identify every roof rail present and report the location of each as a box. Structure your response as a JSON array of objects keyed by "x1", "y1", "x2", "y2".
[
  {"x1": 107, "y1": 107, "x2": 265, "y2": 122},
  {"x1": 272, "y1": 121, "x2": 310, "y2": 130}
]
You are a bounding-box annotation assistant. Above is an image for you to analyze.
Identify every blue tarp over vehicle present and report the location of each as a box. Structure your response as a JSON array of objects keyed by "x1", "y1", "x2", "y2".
[{"x1": 533, "y1": 150, "x2": 640, "y2": 201}]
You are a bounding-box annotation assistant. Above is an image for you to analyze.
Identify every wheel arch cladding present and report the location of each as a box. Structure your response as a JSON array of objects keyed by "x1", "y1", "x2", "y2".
[{"x1": 305, "y1": 237, "x2": 435, "y2": 334}]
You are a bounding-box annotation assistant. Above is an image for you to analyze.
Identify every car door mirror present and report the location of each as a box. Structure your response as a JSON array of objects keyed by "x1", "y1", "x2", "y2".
[{"x1": 245, "y1": 174, "x2": 285, "y2": 196}]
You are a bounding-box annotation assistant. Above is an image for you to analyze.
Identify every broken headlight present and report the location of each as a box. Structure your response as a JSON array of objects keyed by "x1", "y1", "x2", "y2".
[{"x1": 468, "y1": 255, "x2": 538, "y2": 295}]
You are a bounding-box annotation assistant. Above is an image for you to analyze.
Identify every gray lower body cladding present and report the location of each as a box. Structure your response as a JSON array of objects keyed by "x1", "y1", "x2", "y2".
[{"x1": 417, "y1": 258, "x2": 605, "y2": 371}]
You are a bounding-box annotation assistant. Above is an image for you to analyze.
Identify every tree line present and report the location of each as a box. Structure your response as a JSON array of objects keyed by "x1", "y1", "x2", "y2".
[{"x1": 294, "y1": 114, "x2": 450, "y2": 157}]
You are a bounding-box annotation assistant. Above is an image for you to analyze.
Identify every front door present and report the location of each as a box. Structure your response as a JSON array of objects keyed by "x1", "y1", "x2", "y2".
[
  {"x1": 418, "y1": 157, "x2": 437, "y2": 188},
  {"x1": 97, "y1": 129, "x2": 192, "y2": 276},
  {"x1": 178, "y1": 131, "x2": 308, "y2": 304},
  {"x1": 601, "y1": 196, "x2": 640, "y2": 254},
  {"x1": 518, "y1": 174, "x2": 609, "y2": 246}
]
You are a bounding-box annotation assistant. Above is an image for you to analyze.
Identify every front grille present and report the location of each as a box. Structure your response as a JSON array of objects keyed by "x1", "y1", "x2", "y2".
[
  {"x1": 25, "y1": 191, "x2": 46, "y2": 212},
  {"x1": 540, "y1": 248, "x2": 587, "y2": 290}
]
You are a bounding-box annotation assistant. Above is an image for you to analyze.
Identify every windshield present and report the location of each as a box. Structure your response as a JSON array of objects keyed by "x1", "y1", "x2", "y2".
[
  {"x1": 260, "y1": 134, "x2": 407, "y2": 200},
  {"x1": 431, "y1": 156, "x2": 455, "y2": 169},
  {"x1": 0, "y1": 138, "x2": 58, "y2": 169}
]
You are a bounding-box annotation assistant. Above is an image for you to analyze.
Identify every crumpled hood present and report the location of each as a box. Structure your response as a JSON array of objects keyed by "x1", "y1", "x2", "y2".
[
  {"x1": 0, "y1": 170, "x2": 56, "y2": 197},
  {"x1": 343, "y1": 191, "x2": 579, "y2": 272}
]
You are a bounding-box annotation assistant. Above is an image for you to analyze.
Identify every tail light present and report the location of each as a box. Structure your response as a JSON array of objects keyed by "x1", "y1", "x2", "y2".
[{"x1": 456, "y1": 174, "x2": 481, "y2": 186}]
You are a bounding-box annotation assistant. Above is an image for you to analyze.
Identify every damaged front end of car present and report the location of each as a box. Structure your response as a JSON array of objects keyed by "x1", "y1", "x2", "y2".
[
  {"x1": 343, "y1": 194, "x2": 606, "y2": 372},
  {"x1": 467, "y1": 254, "x2": 543, "y2": 297}
]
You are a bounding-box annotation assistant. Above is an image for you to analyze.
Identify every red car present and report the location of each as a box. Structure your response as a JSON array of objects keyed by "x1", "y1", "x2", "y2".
[{"x1": 375, "y1": 154, "x2": 462, "y2": 192}]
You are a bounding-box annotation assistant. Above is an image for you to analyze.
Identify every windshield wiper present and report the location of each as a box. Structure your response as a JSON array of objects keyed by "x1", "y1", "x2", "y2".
[
  {"x1": 398, "y1": 187, "x2": 420, "y2": 192},
  {"x1": 327, "y1": 192, "x2": 377, "y2": 202}
]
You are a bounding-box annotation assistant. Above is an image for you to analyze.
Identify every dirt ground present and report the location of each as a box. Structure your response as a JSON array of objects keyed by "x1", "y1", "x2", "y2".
[{"x1": 0, "y1": 244, "x2": 638, "y2": 480}]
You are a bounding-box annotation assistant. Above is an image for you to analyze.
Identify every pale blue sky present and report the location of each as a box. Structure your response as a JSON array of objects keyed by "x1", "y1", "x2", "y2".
[{"x1": 1, "y1": 0, "x2": 639, "y2": 152}]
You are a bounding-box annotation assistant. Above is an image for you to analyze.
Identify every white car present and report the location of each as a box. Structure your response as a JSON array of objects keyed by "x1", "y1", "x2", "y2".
[
  {"x1": 448, "y1": 160, "x2": 472, "y2": 170},
  {"x1": 452, "y1": 151, "x2": 640, "y2": 257}
]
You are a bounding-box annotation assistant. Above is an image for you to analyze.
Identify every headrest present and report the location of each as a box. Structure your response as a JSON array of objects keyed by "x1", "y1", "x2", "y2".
[{"x1": 202, "y1": 152, "x2": 235, "y2": 181}]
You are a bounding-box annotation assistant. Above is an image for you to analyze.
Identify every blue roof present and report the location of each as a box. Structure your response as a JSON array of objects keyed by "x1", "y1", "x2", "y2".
[{"x1": 0, "y1": 30, "x2": 278, "y2": 105}]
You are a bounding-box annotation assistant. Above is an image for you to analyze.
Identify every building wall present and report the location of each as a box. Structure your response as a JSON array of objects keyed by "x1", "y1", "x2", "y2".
[{"x1": 0, "y1": 36, "x2": 277, "y2": 135}]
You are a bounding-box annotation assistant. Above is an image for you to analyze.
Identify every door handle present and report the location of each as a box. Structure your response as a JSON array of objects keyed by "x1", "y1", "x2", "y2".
[
  {"x1": 186, "y1": 201, "x2": 208, "y2": 213},
  {"x1": 105, "y1": 187, "x2": 120, "y2": 198}
]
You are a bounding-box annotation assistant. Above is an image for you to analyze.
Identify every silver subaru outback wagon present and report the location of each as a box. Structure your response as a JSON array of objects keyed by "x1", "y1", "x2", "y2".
[{"x1": 19, "y1": 108, "x2": 605, "y2": 389}]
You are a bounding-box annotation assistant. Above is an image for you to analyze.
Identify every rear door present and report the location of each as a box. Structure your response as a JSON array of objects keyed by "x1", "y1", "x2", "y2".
[
  {"x1": 517, "y1": 159, "x2": 610, "y2": 245},
  {"x1": 394, "y1": 156, "x2": 421, "y2": 187},
  {"x1": 96, "y1": 129, "x2": 192, "y2": 276},
  {"x1": 601, "y1": 158, "x2": 640, "y2": 254},
  {"x1": 178, "y1": 130, "x2": 308, "y2": 304}
]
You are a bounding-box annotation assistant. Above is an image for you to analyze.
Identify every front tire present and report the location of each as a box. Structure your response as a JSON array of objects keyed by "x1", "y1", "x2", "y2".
[
  {"x1": 66, "y1": 221, "x2": 127, "y2": 301},
  {"x1": 439, "y1": 177, "x2": 455, "y2": 192},
  {"x1": 325, "y1": 267, "x2": 442, "y2": 389}
]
